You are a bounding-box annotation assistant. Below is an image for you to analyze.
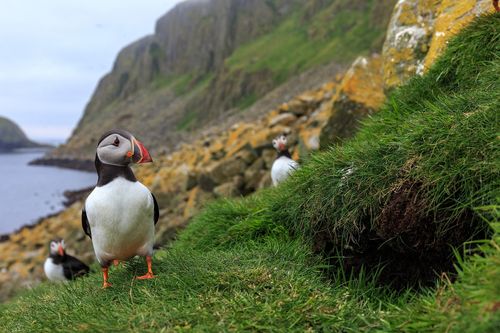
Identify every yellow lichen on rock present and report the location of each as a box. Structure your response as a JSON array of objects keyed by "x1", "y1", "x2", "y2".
[
  {"x1": 383, "y1": 0, "x2": 493, "y2": 91},
  {"x1": 320, "y1": 54, "x2": 385, "y2": 147},
  {"x1": 423, "y1": 0, "x2": 494, "y2": 69}
]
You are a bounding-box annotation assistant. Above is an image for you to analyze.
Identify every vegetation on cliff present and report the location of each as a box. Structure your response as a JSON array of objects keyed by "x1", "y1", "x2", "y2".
[
  {"x1": 1, "y1": 13, "x2": 499, "y2": 332},
  {"x1": 0, "y1": 116, "x2": 41, "y2": 150},
  {"x1": 49, "y1": 0, "x2": 396, "y2": 161}
]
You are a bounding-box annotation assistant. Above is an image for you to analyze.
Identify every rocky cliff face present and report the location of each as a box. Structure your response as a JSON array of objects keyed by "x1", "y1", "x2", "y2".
[
  {"x1": 0, "y1": 116, "x2": 40, "y2": 150},
  {"x1": 47, "y1": 0, "x2": 395, "y2": 162}
]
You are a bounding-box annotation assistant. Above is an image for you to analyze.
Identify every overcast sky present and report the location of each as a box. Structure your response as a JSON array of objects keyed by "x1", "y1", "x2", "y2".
[{"x1": 0, "y1": 0, "x2": 183, "y2": 142}]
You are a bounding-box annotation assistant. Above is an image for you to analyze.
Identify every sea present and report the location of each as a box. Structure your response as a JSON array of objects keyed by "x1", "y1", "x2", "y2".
[{"x1": 0, "y1": 149, "x2": 96, "y2": 235}]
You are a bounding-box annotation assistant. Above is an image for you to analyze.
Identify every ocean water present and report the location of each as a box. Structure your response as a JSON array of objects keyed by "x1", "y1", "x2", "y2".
[{"x1": 0, "y1": 149, "x2": 96, "y2": 234}]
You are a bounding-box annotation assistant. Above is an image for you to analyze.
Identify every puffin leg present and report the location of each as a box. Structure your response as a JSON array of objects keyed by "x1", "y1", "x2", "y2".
[
  {"x1": 136, "y1": 256, "x2": 156, "y2": 280},
  {"x1": 113, "y1": 260, "x2": 121, "y2": 267},
  {"x1": 102, "y1": 266, "x2": 112, "y2": 288}
]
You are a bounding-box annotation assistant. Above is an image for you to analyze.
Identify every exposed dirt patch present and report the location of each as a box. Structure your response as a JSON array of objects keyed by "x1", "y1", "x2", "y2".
[
  {"x1": 314, "y1": 180, "x2": 481, "y2": 290},
  {"x1": 376, "y1": 180, "x2": 474, "y2": 254}
]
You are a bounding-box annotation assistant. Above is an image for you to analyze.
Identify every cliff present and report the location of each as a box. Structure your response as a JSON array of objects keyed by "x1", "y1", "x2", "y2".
[
  {"x1": 0, "y1": 116, "x2": 41, "y2": 150},
  {"x1": 45, "y1": 0, "x2": 396, "y2": 162}
]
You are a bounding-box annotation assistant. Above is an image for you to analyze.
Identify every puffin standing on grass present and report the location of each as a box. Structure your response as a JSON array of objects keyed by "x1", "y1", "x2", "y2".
[
  {"x1": 83, "y1": 129, "x2": 159, "y2": 288},
  {"x1": 271, "y1": 134, "x2": 299, "y2": 186},
  {"x1": 44, "y1": 239, "x2": 90, "y2": 282}
]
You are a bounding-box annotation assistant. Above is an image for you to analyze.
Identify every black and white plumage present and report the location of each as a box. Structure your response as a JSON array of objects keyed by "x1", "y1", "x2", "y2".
[
  {"x1": 271, "y1": 135, "x2": 299, "y2": 186},
  {"x1": 44, "y1": 239, "x2": 89, "y2": 282},
  {"x1": 82, "y1": 129, "x2": 159, "y2": 288}
]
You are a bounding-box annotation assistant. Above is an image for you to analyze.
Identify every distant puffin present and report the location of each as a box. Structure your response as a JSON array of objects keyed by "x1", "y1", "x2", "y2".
[
  {"x1": 82, "y1": 129, "x2": 159, "y2": 288},
  {"x1": 271, "y1": 134, "x2": 299, "y2": 186},
  {"x1": 44, "y1": 239, "x2": 90, "y2": 282}
]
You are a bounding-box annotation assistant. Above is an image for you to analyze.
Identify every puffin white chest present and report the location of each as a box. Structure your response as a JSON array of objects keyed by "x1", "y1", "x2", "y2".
[
  {"x1": 271, "y1": 156, "x2": 299, "y2": 186},
  {"x1": 85, "y1": 178, "x2": 155, "y2": 263},
  {"x1": 44, "y1": 258, "x2": 66, "y2": 282}
]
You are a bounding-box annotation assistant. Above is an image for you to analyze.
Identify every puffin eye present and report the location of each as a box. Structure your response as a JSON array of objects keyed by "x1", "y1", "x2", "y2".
[{"x1": 113, "y1": 137, "x2": 120, "y2": 146}]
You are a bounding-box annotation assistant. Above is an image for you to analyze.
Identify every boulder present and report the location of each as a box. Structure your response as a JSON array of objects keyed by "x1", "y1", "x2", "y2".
[
  {"x1": 214, "y1": 182, "x2": 240, "y2": 198},
  {"x1": 206, "y1": 157, "x2": 246, "y2": 185},
  {"x1": 320, "y1": 55, "x2": 385, "y2": 148},
  {"x1": 244, "y1": 158, "x2": 265, "y2": 191},
  {"x1": 269, "y1": 113, "x2": 298, "y2": 127},
  {"x1": 382, "y1": 0, "x2": 493, "y2": 91}
]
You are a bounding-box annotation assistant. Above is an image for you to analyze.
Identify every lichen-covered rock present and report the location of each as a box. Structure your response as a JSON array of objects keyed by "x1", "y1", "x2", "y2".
[
  {"x1": 423, "y1": 0, "x2": 493, "y2": 69},
  {"x1": 320, "y1": 55, "x2": 385, "y2": 148},
  {"x1": 382, "y1": 0, "x2": 493, "y2": 91}
]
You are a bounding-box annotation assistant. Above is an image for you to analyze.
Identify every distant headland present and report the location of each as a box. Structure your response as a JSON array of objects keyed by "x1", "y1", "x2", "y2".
[{"x1": 0, "y1": 116, "x2": 48, "y2": 151}]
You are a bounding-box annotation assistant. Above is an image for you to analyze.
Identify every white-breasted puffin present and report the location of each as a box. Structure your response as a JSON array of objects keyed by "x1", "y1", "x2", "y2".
[
  {"x1": 271, "y1": 134, "x2": 299, "y2": 186},
  {"x1": 82, "y1": 129, "x2": 159, "y2": 288},
  {"x1": 44, "y1": 239, "x2": 90, "y2": 282}
]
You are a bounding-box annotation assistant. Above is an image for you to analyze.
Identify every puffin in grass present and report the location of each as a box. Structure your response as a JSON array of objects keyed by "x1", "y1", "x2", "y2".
[
  {"x1": 44, "y1": 239, "x2": 89, "y2": 282},
  {"x1": 271, "y1": 134, "x2": 299, "y2": 186},
  {"x1": 83, "y1": 129, "x2": 159, "y2": 288}
]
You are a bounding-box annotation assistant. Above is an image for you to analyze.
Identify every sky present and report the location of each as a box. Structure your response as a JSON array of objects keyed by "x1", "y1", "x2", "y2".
[{"x1": 0, "y1": 0, "x2": 183, "y2": 143}]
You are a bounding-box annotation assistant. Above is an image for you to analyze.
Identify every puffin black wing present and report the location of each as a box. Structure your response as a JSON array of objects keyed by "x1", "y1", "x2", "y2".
[
  {"x1": 152, "y1": 193, "x2": 159, "y2": 225},
  {"x1": 62, "y1": 255, "x2": 90, "y2": 280},
  {"x1": 82, "y1": 209, "x2": 91, "y2": 238}
]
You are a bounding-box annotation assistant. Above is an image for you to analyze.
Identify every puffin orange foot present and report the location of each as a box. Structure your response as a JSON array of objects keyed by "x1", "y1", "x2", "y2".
[
  {"x1": 102, "y1": 281, "x2": 113, "y2": 289},
  {"x1": 135, "y1": 272, "x2": 156, "y2": 280},
  {"x1": 113, "y1": 260, "x2": 121, "y2": 267}
]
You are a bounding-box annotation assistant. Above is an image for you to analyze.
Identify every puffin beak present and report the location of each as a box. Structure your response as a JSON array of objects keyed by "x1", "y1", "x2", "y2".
[
  {"x1": 131, "y1": 137, "x2": 153, "y2": 164},
  {"x1": 58, "y1": 245, "x2": 64, "y2": 256},
  {"x1": 278, "y1": 143, "x2": 286, "y2": 151}
]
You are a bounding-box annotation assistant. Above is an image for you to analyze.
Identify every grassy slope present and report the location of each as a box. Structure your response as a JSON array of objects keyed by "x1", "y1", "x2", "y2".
[
  {"x1": 226, "y1": 0, "x2": 393, "y2": 85},
  {"x1": 1, "y1": 14, "x2": 499, "y2": 332}
]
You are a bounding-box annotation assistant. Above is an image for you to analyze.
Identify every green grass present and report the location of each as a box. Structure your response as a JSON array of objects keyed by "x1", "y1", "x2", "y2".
[
  {"x1": 225, "y1": 0, "x2": 393, "y2": 84},
  {"x1": 1, "y1": 13, "x2": 499, "y2": 332},
  {"x1": 176, "y1": 110, "x2": 197, "y2": 131},
  {"x1": 1, "y1": 210, "x2": 498, "y2": 332}
]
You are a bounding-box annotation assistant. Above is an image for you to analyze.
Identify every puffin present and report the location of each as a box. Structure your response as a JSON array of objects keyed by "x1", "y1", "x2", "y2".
[
  {"x1": 44, "y1": 239, "x2": 90, "y2": 282},
  {"x1": 82, "y1": 129, "x2": 159, "y2": 288},
  {"x1": 271, "y1": 134, "x2": 299, "y2": 186}
]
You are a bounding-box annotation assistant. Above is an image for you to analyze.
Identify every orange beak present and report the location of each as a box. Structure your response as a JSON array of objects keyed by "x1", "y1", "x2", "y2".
[
  {"x1": 278, "y1": 143, "x2": 286, "y2": 151},
  {"x1": 58, "y1": 245, "x2": 64, "y2": 256},
  {"x1": 131, "y1": 137, "x2": 153, "y2": 164}
]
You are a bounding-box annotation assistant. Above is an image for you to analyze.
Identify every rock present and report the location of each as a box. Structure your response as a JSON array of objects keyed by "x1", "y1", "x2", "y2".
[
  {"x1": 423, "y1": 0, "x2": 493, "y2": 69},
  {"x1": 257, "y1": 172, "x2": 273, "y2": 189},
  {"x1": 234, "y1": 146, "x2": 259, "y2": 165},
  {"x1": 249, "y1": 125, "x2": 291, "y2": 151},
  {"x1": 197, "y1": 173, "x2": 216, "y2": 192},
  {"x1": 244, "y1": 158, "x2": 265, "y2": 190},
  {"x1": 213, "y1": 181, "x2": 240, "y2": 198},
  {"x1": 206, "y1": 157, "x2": 247, "y2": 185},
  {"x1": 261, "y1": 149, "x2": 277, "y2": 169},
  {"x1": 269, "y1": 113, "x2": 298, "y2": 127},
  {"x1": 183, "y1": 187, "x2": 214, "y2": 219},
  {"x1": 281, "y1": 99, "x2": 309, "y2": 116},
  {"x1": 320, "y1": 55, "x2": 385, "y2": 148},
  {"x1": 382, "y1": 0, "x2": 493, "y2": 91}
]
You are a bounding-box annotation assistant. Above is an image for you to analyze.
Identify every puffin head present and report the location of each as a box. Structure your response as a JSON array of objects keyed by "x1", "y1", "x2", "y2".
[
  {"x1": 272, "y1": 134, "x2": 288, "y2": 152},
  {"x1": 96, "y1": 129, "x2": 152, "y2": 166},
  {"x1": 49, "y1": 239, "x2": 66, "y2": 257}
]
